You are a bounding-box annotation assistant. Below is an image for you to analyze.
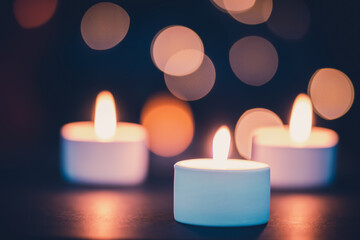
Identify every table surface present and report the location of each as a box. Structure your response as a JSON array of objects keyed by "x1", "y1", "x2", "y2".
[{"x1": 1, "y1": 181, "x2": 360, "y2": 240}]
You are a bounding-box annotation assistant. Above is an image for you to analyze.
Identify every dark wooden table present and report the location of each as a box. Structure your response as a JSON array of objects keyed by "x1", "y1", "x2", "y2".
[{"x1": 1, "y1": 181, "x2": 360, "y2": 239}]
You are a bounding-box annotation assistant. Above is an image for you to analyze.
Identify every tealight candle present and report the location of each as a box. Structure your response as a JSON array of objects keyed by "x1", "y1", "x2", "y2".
[
  {"x1": 252, "y1": 94, "x2": 339, "y2": 189},
  {"x1": 174, "y1": 126, "x2": 270, "y2": 227},
  {"x1": 61, "y1": 91, "x2": 148, "y2": 186}
]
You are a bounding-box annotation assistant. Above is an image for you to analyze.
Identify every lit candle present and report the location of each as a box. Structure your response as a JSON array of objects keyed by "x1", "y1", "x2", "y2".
[
  {"x1": 252, "y1": 94, "x2": 339, "y2": 189},
  {"x1": 174, "y1": 126, "x2": 270, "y2": 227},
  {"x1": 61, "y1": 91, "x2": 148, "y2": 186}
]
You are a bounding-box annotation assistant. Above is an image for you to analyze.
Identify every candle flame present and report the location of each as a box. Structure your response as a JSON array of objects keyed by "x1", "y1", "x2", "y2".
[
  {"x1": 289, "y1": 94, "x2": 313, "y2": 143},
  {"x1": 212, "y1": 125, "x2": 231, "y2": 169},
  {"x1": 94, "y1": 91, "x2": 117, "y2": 140}
]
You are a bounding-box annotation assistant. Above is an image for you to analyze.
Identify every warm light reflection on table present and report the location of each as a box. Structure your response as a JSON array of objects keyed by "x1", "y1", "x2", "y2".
[
  {"x1": 265, "y1": 193, "x2": 337, "y2": 240},
  {"x1": 60, "y1": 191, "x2": 131, "y2": 239},
  {"x1": 73, "y1": 192, "x2": 124, "y2": 238},
  {"x1": 2, "y1": 183, "x2": 359, "y2": 239},
  {"x1": 39, "y1": 189, "x2": 169, "y2": 239}
]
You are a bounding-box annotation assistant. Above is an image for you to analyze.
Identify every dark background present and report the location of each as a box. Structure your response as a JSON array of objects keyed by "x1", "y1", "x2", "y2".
[
  {"x1": 0, "y1": 0, "x2": 359, "y2": 185},
  {"x1": 1, "y1": 1, "x2": 360, "y2": 239}
]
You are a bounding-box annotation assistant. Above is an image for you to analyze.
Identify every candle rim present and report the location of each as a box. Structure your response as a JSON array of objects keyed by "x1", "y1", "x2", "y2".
[
  {"x1": 61, "y1": 121, "x2": 147, "y2": 142},
  {"x1": 175, "y1": 159, "x2": 269, "y2": 172},
  {"x1": 253, "y1": 126, "x2": 338, "y2": 148}
]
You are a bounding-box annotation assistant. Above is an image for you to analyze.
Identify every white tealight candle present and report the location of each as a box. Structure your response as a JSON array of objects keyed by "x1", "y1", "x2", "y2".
[
  {"x1": 252, "y1": 94, "x2": 339, "y2": 189},
  {"x1": 61, "y1": 91, "x2": 148, "y2": 186},
  {"x1": 174, "y1": 126, "x2": 270, "y2": 227}
]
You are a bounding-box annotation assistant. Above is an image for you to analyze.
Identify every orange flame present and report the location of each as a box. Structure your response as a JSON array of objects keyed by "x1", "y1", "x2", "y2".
[
  {"x1": 94, "y1": 91, "x2": 117, "y2": 140},
  {"x1": 212, "y1": 126, "x2": 231, "y2": 169},
  {"x1": 289, "y1": 94, "x2": 312, "y2": 143}
]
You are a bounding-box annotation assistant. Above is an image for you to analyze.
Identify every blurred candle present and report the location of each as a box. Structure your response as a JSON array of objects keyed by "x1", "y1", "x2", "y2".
[
  {"x1": 61, "y1": 91, "x2": 148, "y2": 186},
  {"x1": 252, "y1": 94, "x2": 338, "y2": 189},
  {"x1": 174, "y1": 126, "x2": 270, "y2": 227}
]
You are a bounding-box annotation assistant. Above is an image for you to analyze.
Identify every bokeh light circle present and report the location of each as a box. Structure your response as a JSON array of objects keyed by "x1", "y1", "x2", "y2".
[
  {"x1": 164, "y1": 54, "x2": 216, "y2": 101},
  {"x1": 235, "y1": 108, "x2": 283, "y2": 159},
  {"x1": 211, "y1": 0, "x2": 256, "y2": 12},
  {"x1": 266, "y1": 0, "x2": 310, "y2": 40},
  {"x1": 81, "y1": 2, "x2": 130, "y2": 50},
  {"x1": 14, "y1": 0, "x2": 58, "y2": 29},
  {"x1": 229, "y1": 36, "x2": 278, "y2": 86},
  {"x1": 151, "y1": 25, "x2": 204, "y2": 76},
  {"x1": 141, "y1": 93, "x2": 194, "y2": 157},
  {"x1": 228, "y1": 0, "x2": 273, "y2": 25},
  {"x1": 308, "y1": 68, "x2": 355, "y2": 120}
]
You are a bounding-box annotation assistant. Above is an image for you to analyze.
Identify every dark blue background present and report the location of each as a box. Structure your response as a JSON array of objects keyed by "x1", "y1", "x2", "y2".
[{"x1": 0, "y1": 0, "x2": 359, "y2": 186}]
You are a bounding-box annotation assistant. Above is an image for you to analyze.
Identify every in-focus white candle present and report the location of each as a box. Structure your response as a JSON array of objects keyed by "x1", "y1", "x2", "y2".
[
  {"x1": 252, "y1": 94, "x2": 338, "y2": 189},
  {"x1": 61, "y1": 91, "x2": 148, "y2": 186},
  {"x1": 174, "y1": 126, "x2": 270, "y2": 227}
]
